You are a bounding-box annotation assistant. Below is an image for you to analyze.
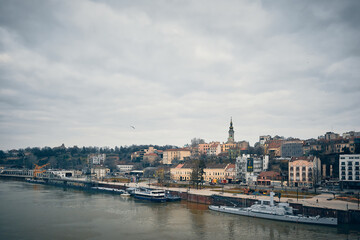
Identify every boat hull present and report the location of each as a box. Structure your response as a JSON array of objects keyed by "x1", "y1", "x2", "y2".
[
  {"x1": 133, "y1": 195, "x2": 167, "y2": 202},
  {"x1": 209, "y1": 205, "x2": 338, "y2": 226}
]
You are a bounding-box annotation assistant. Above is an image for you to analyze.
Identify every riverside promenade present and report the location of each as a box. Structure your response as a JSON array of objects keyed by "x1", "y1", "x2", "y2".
[{"x1": 98, "y1": 180, "x2": 360, "y2": 211}]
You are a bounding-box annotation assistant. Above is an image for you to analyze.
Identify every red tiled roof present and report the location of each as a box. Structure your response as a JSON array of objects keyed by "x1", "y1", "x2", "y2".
[
  {"x1": 225, "y1": 164, "x2": 235, "y2": 171},
  {"x1": 175, "y1": 164, "x2": 184, "y2": 169}
]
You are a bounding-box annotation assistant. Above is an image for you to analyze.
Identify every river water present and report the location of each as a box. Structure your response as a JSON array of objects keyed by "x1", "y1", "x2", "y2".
[{"x1": 0, "y1": 179, "x2": 359, "y2": 240}]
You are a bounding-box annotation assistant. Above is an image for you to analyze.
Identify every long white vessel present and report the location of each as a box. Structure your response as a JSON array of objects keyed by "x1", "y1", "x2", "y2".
[
  {"x1": 132, "y1": 187, "x2": 168, "y2": 202},
  {"x1": 209, "y1": 192, "x2": 337, "y2": 226}
]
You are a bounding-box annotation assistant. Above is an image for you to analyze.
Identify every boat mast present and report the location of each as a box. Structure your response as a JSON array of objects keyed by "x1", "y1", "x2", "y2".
[{"x1": 270, "y1": 192, "x2": 275, "y2": 206}]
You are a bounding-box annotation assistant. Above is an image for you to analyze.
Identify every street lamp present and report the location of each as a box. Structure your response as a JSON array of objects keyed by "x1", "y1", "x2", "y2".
[{"x1": 297, "y1": 187, "x2": 299, "y2": 202}]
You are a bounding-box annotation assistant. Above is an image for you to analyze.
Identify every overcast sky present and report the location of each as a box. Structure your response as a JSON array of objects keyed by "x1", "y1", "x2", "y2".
[{"x1": 0, "y1": 0, "x2": 359, "y2": 150}]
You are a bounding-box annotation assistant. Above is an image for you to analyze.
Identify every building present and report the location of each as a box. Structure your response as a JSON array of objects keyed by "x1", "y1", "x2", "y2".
[
  {"x1": 88, "y1": 154, "x2": 106, "y2": 165},
  {"x1": 198, "y1": 142, "x2": 220, "y2": 155},
  {"x1": 207, "y1": 142, "x2": 222, "y2": 156},
  {"x1": 281, "y1": 141, "x2": 303, "y2": 158},
  {"x1": 131, "y1": 150, "x2": 145, "y2": 161},
  {"x1": 143, "y1": 153, "x2": 159, "y2": 163},
  {"x1": 321, "y1": 132, "x2": 340, "y2": 141},
  {"x1": 259, "y1": 135, "x2": 271, "y2": 145},
  {"x1": 288, "y1": 156, "x2": 321, "y2": 188},
  {"x1": 339, "y1": 154, "x2": 360, "y2": 189},
  {"x1": 116, "y1": 164, "x2": 134, "y2": 172},
  {"x1": 265, "y1": 140, "x2": 283, "y2": 157},
  {"x1": 162, "y1": 148, "x2": 191, "y2": 165},
  {"x1": 257, "y1": 171, "x2": 282, "y2": 186},
  {"x1": 303, "y1": 139, "x2": 322, "y2": 155},
  {"x1": 170, "y1": 163, "x2": 236, "y2": 183},
  {"x1": 343, "y1": 131, "x2": 360, "y2": 139},
  {"x1": 236, "y1": 154, "x2": 269, "y2": 184},
  {"x1": 92, "y1": 167, "x2": 110, "y2": 179},
  {"x1": 170, "y1": 163, "x2": 193, "y2": 181},
  {"x1": 204, "y1": 163, "x2": 235, "y2": 183}
]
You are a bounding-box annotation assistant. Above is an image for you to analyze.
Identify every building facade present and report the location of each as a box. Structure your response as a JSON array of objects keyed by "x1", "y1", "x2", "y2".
[
  {"x1": 116, "y1": 164, "x2": 134, "y2": 172},
  {"x1": 281, "y1": 142, "x2": 303, "y2": 158},
  {"x1": 88, "y1": 154, "x2": 106, "y2": 165},
  {"x1": 162, "y1": 148, "x2": 191, "y2": 165},
  {"x1": 339, "y1": 154, "x2": 360, "y2": 189},
  {"x1": 288, "y1": 156, "x2": 321, "y2": 187},
  {"x1": 235, "y1": 154, "x2": 269, "y2": 184},
  {"x1": 170, "y1": 163, "x2": 236, "y2": 183}
]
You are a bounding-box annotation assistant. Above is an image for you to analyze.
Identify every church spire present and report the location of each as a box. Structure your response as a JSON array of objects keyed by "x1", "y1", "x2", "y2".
[{"x1": 227, "y1": 117, "x2": 235, "y2": 143}]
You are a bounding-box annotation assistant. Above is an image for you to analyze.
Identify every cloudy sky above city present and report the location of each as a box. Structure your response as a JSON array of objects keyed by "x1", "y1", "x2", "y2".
[{"x1": 0, "y1": 0, "x2": 359, "y2": 150}]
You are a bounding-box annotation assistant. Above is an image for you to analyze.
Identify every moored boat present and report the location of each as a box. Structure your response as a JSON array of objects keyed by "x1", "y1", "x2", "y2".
[
  {"x1": 132, "y1": 187, "x2": 167, "y2": 202},
  {"x1": 165, "y1": 191, "x2": 181, "y2": 202},
  {"x1": 209, "y1": 192, "x2": 337, "y2": 226},
  {"x1": 91, "y1": 186, "x2": 127, "y2": 194}
]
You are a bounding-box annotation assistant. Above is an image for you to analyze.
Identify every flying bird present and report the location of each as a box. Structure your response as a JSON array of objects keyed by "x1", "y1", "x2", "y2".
[{"x1": 130, "y1": 126, "x2": 135, "y2": 129}]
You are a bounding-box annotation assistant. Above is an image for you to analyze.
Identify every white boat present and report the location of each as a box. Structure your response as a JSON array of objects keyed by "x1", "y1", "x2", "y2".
[
  {"x1": 132, "y1": 187, "x2": 167, "y2": 202},
  {"x1": 209, "y1": 192, "x2": 337, "y2": 226}
]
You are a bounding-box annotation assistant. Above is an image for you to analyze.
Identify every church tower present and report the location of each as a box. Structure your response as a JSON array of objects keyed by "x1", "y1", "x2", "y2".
[{"x1": 227, "y1": 117, "x2": 235, "y2": 143}]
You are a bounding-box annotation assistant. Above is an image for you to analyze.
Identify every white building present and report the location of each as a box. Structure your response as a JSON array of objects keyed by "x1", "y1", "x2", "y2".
[
  {"x1": 206, "y1": 143, "x2": 222, "y2": 156},
  {"x1": 339, "y1": 154, "x2": 360, "y2": 187},
  {"x1": 116, "y1": 164, "x2": 134, "y2": 172},
  {"x1": 88, "y1": 154, "x2": 106, "y2": 165},
  {"x1": 236, "y1": 154, "x2": 269, "y2": 184},
  {"x1": 259, "y1": 135, "x2": 271, "y2": 145},
  {"x1": 92, "y1": 167, "x2": 109, "y2": 179}
]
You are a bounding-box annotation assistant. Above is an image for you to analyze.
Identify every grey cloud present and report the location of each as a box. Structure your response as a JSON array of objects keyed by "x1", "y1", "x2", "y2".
[{"x1": 0, "y1": 0, "x2": 359, "y2": 149}]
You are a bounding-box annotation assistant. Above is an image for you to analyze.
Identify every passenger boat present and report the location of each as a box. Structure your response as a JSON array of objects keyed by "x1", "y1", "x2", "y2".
[
  {"x1": 132, "y1": 187, "x2": 167, "y2": 202},
  {"x1": 209, "y1": 192, "x2": 337, "y2": 226}
]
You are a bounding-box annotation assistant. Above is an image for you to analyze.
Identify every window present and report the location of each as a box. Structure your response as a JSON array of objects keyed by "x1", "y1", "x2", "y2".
[
  {"x1": 342, "y1": 171, "x2": 346, "y2": 176},
  {"x1": 348, "y1": 176, "x2": 353, "y2": 180},
  {"x1": 340, "y1": 157, "x2": 345, "y2": 159},
  {"x1": 355, "y1": 162, "x2": 359, "y2": 165},
  {"x1": 348, "y1": 167, "x2": 353, "y2": 170},
  {"x1": 355, "y1": 157, "x2": 359, "y2": 159},
  {"x1": 341, "y1": 176, "x2": 346, "y2": 180},
  {"x1": 356, "y1": 176, "x2": 359, "y2": 180},
  {"x1": 341, "y1": 162, "x2": 345, "y2": 165},
  {"x1": 348, "y1": 161, "x2": 353, "y2": 166},
  {"x1": 342, "y1": 167, "x2": 346, "y2": 170},
  {"x1": 302, "y1": 167, "x2": 306, "y2": 172}
]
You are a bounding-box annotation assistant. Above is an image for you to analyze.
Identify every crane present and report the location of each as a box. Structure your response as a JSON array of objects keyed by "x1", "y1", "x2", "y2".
[{"x1": 33, "y1": 163, "x2": 50, "y2": 179}]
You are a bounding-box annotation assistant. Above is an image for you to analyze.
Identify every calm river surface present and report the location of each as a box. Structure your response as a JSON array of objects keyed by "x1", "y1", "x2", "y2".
[{"x1": 0, "y1": 179, "x2": 359, "y2": 240}]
